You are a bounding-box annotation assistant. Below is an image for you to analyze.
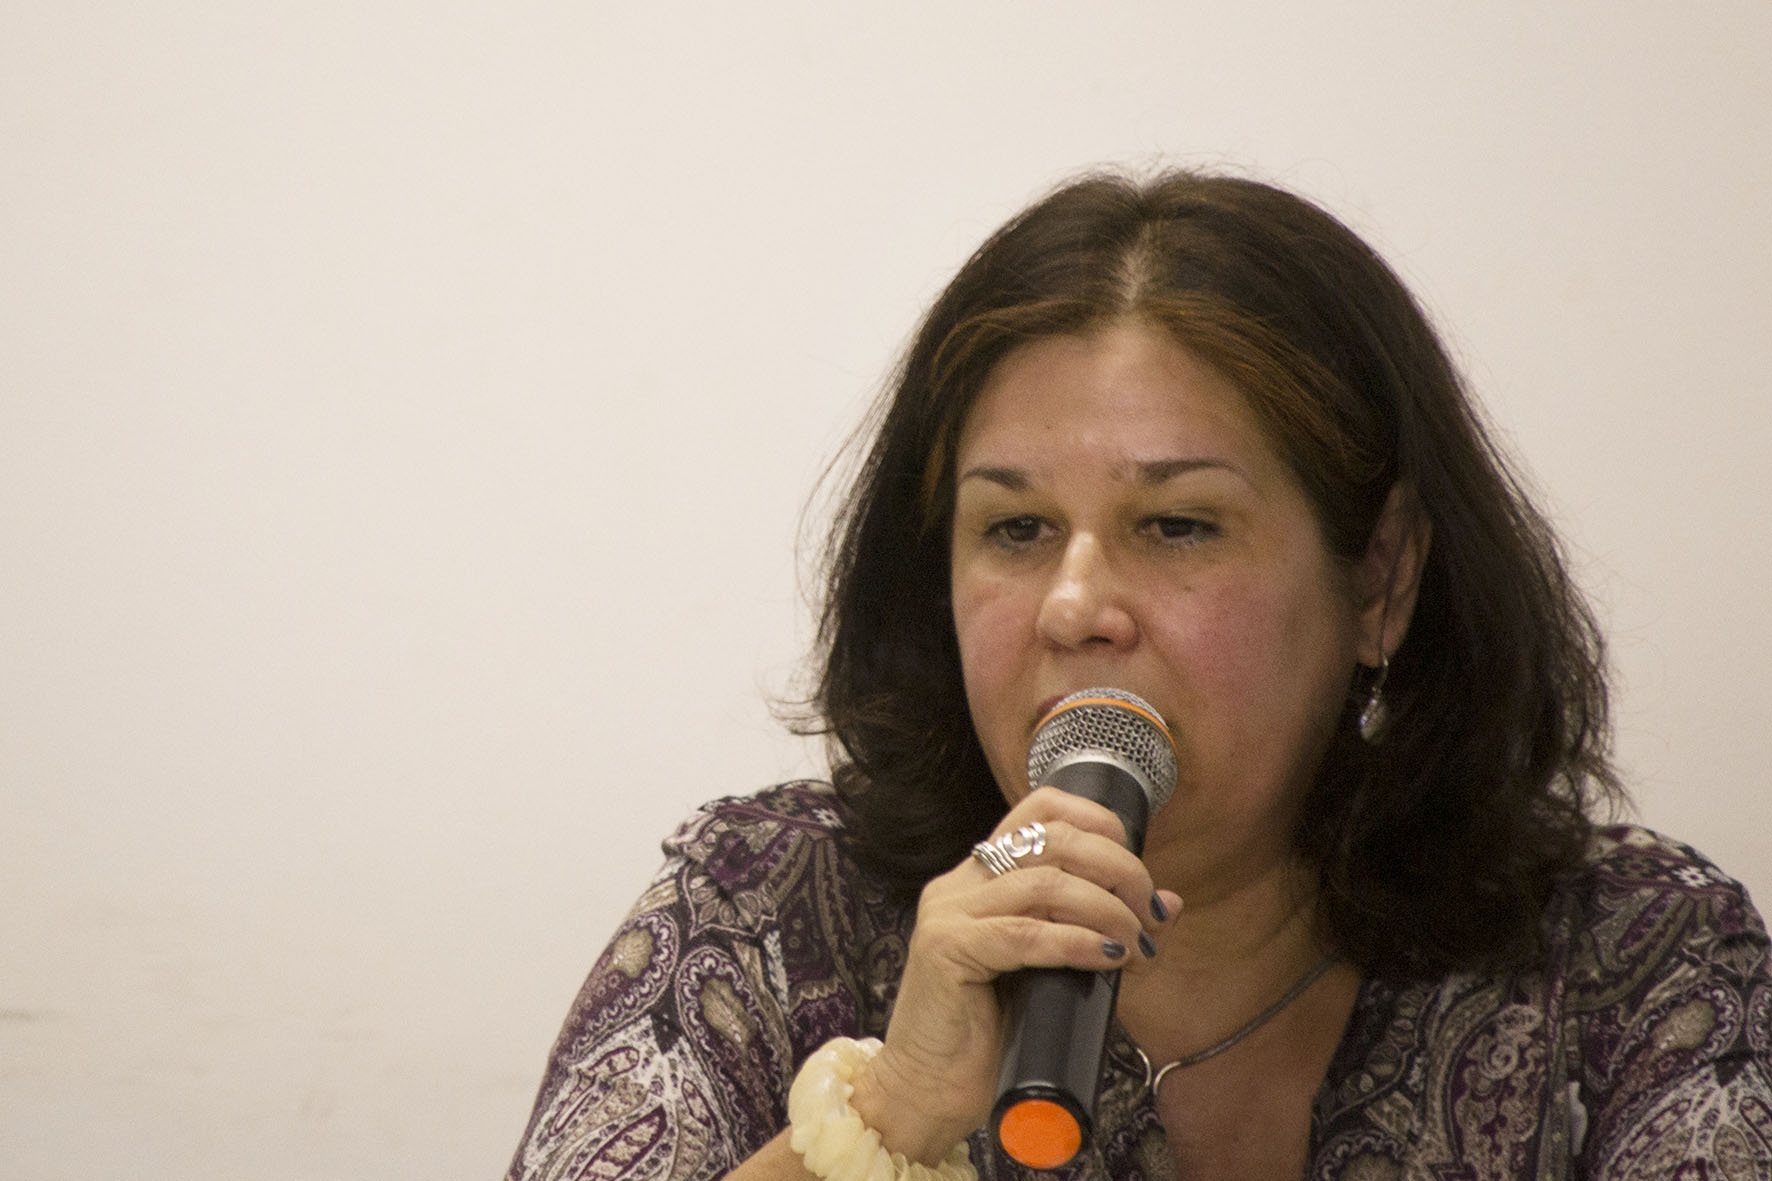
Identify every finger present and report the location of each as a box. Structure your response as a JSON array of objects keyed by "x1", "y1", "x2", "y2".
[
  {"x1": 1151, "y1": 888, "x2": 1183, "y2": 925},
  {"x1": 962, "y1": 866, "x2": 1151, "y2": 972},
  {"x1": 916, "y1": 909, "x2": 1137, "y2": 979},
  {"x1": 918, "y1": 866, "x2": 1135, "y2": 975},
  {"x1": 974, "y1": 812, "x2": 1163, "y2": 939},
  {"x1": 968, "y1": 911, "x2": 1144, "y2": 974},
  {"x1": 1001, "y1": 785, "x2": 1130, "y2": 846}
]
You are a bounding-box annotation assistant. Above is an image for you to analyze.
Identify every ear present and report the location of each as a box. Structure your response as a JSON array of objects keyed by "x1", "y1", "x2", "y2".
[{"x1": 1355, "y1": 484, "x2": 1432, "y2": 668}]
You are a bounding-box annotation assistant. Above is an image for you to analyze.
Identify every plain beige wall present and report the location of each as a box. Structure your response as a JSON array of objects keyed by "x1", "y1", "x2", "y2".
[{"x1": 3, "y1": 3, "x2": 1769, "y2": 1177}]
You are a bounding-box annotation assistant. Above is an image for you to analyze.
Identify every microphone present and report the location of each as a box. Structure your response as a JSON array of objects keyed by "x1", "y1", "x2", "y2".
[{"x1": 989, "y1": 688, "x2": 1178, "y2": 1170}]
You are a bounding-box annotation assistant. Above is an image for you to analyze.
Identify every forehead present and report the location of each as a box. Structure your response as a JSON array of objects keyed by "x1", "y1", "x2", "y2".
[{"x1": 955, "y1": 323, "x2": 1281, "y2": 477}]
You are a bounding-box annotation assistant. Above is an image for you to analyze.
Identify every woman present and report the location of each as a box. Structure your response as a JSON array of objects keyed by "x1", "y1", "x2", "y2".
[{"x1": 507, "y1": 171, "x2": 1772, "y2": 1179}]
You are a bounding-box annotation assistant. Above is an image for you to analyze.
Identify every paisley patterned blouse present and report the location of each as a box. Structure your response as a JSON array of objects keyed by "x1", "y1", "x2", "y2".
[{"x1": 507, "y1": 782, "x2": 1772, "y2": 1179}]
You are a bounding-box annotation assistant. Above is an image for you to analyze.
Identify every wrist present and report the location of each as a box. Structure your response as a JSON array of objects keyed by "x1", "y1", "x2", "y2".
[
  {"x1": 787, "y1": 1037, "x2": 975, "y2": 1181},
  {"x1": 849, "y1": 1045, "x2": 977, "y2": 1166}
]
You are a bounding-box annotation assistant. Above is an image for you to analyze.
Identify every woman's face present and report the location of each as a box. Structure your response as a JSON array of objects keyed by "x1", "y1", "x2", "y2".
[{"x1": 949, "y1": 321, "x2": 1379, "y2": 887}]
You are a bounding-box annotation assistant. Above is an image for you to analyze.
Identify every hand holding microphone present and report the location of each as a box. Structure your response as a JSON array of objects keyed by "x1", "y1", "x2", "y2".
[
  {"x1": 984, "y1": 688, "x2": 1178, "y2": 1170},
  {"x1": 851, "y1": 687, "x2": 1175, "y2": 1173}
]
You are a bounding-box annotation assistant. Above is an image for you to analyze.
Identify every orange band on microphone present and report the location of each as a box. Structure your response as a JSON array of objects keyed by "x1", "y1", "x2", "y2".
[
  {"x1": 996, "y1": 1097, "x2": 1083, "y2": 1170},
  {"x1": 1036, "y1": 694, "x2": 1172, "y2": 743}
]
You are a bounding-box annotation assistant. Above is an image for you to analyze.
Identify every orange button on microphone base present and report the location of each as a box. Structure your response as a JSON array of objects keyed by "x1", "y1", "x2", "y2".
[{"x1": 996, "y1": 1097, "x2": 1084, "y2": 1170}]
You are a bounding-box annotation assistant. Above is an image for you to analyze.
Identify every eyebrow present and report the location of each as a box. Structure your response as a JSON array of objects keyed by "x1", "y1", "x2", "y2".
[
  {"x1": 956, "y1": 457, "x2": 1244, "y2": 489},
  {"x1": 956, "y1": 464, "x2": 1033, "y2": 490},
  {"x1": 1131, "y1": 457, "x2": 1244, "y2": 484}
]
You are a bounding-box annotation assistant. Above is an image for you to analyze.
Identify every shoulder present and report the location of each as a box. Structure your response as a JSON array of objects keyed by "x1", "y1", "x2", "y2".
[
  {"x1": 1551, "y1": 825, "x2": 1769, "y2": 978},
  {"x1": 1552, "y1": 827, "x2": 1772, "y2": 1152},
  {"x1": 1544, "y1": 825, "x2": 1770, "y2": 1045},
  {"x1": 1539, "y1": 830, "x2": 1772, "y2": 1172},
  {"x1": 661, "y1": 780, "x2": 863, "y2": 901},
  {"x1": 665, "y1": 780, "x2": 850, "y2": 867},
  {"x1": 507, "y1": 785, "x2": 880, "y2": 1180},
  {"x1": 1312, "y1": 828, "x2": 1772, "y2": 1174},
  {"x1": 657, "y1": 781, "x2": 907, "y2": 943},
  {"x1": 1578, "y1": 824, "x2": 1752, "y2": 896}
]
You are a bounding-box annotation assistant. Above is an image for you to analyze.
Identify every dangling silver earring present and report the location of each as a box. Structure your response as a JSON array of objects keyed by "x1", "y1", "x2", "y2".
[
  {"x1": 1360, "y1": 513, "x2": 1408, "y2": 744},
  {"x1": 1357, "y1": 654, "x2": 1389, "y2": 743}
]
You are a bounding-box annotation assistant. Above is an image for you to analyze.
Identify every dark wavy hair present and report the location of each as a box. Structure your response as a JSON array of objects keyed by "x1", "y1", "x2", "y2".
[{"x1": 808, "y1": 169, "x2": 1618, "y2": 979}]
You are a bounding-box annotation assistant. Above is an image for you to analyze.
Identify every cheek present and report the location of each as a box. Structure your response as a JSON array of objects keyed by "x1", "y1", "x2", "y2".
[
  {"x1": 951, "y1": 563, "x2": 1034, "y2": 674},
  {"x1": 950, "y1": 574, "x2": 1033, "y2": 794},
  {"x1": 950, "y1": 576, "x2": 1000, "y2": 690},
  {"x1": 1160, "y1": 571, "x2": 1359, "y2": 720}
]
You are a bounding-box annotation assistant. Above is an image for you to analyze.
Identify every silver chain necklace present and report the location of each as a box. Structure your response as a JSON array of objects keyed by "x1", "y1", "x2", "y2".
[{"x1": 1132, "y1": 955, "x2": 1337, "y2": 1095}]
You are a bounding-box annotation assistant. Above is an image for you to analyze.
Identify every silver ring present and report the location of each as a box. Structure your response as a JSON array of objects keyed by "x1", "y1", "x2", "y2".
[{"x1": 970, "y1": 821, "x2": 1047, "y2": 877}]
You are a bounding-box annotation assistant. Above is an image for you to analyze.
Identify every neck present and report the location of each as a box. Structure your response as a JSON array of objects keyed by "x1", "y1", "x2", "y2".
[
  {"x1": 1118, "y1": 854, "x2": 1336, "y2": 1061},
  {"x1": 1159, "y1": 845, "x2": 1322, "y2": 964}
]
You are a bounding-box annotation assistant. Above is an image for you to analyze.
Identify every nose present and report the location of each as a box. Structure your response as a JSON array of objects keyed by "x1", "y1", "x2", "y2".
[{"x1": 1036, "y1": 532, "x2": 1138, "y2": 650}]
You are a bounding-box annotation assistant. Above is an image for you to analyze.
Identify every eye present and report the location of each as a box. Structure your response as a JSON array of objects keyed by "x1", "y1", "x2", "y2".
[
  {"x1": 1143, "y1": 515, "x2": 1217, "y2": 546},
  {"x1": 984, "y1": 515, "x2": 1048, "y2": 548}
]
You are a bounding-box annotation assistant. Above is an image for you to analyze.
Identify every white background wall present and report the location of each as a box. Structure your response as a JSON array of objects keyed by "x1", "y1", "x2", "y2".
[{"x1": 3, "y1": 4, "x2": 1768, "y2": 1177}]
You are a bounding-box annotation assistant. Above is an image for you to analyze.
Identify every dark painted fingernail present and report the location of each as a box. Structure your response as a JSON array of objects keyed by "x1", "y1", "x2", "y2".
[
  {"x1": 1102, "y1": 939, "x2": 1127, "y2": 960},
  {"x1": 1149, "y1": 892, "x2": 1169, "y2": 922},
  {"x1": 1138, "y1": 932, "x2": 1158, "y2": 959}
]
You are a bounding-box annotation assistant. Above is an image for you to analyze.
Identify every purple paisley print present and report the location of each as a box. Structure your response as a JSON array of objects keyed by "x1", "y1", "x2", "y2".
[{"x1": 507, "y1": 783, "x2": 1772, "y2": 1179}]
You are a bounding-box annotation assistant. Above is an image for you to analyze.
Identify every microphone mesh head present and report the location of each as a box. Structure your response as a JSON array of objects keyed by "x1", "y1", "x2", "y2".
[{"x1": 1026, "y1": 688, "x2": 1178, "y2": 810}]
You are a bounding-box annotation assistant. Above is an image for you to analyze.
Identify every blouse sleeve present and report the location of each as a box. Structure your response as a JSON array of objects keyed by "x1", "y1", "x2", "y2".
[
  {"x1": 1574, "y1": 833, "x2": 1772, "y2": 1177},
  {"x1": 505, "y1": 785, "x2": 895, "y2": 1181}
]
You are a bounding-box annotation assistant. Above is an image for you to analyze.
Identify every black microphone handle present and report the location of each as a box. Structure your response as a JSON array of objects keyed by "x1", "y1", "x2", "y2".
[
  {"x1": 1042, "y1": 753, "x2": 1153, "y2": 851},
  {"x1": 990, "y1": 756, "x2": 1153, "y2": 1168}
]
